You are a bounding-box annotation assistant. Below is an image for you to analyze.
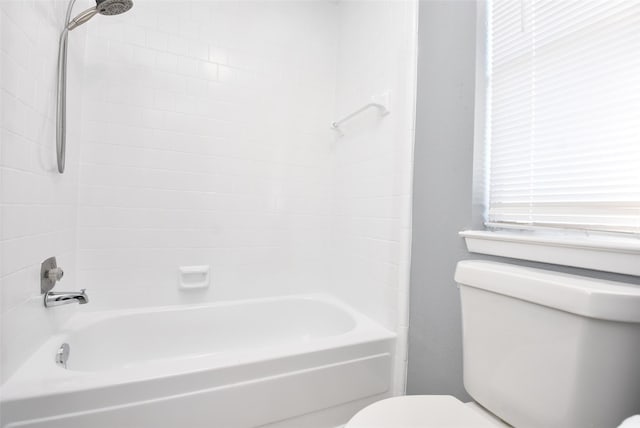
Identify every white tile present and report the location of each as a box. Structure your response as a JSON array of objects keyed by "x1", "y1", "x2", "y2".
[
  {"x1": 0, "y1": 51, "x2": 21, "y2": 96},
  {"x1": 188, "y1": 40, "x2": 209, "y2": 61},
  {"x1": 208, "y1": 46, "x2": 228, "y2": 65},
  {"x1": 198, "y1": 61, "x2": 218, "y2": 81},
  {"x1": 0, "y1": 0, "x2": 84, "y2": 383},
  {"x1": 1, "y1": 0, "x2": 417, "y2": 394},
  {"x1": 123, "y1": 24, "x2": 146, "y2": 47},
  {"x1": 131, "y1": 44, "x2": 156, "y2": 68},
  {"x1": 146, "y1": 30, "x2": 168, "y2": 51}
]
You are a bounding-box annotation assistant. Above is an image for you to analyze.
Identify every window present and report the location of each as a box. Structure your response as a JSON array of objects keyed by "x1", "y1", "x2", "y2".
[{"x1": 481, "y1": 0, "x2": 640, "y2": 237}]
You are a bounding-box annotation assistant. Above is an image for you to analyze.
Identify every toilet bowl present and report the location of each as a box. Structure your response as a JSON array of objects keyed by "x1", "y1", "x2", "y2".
[
  {"x1": 346, "y1": 395, "x2": 508, "y2": 427},
  {"x1": 347, "y1": 261, "x2": 640, "y2": 428}
]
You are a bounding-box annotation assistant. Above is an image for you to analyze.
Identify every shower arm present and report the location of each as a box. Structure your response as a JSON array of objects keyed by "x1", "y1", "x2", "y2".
[{"x1": 56, "y1": 0, "x2": 78, "y2": 174}]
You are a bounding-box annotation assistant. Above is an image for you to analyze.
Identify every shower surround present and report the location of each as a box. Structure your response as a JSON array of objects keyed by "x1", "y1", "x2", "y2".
[{"x1": 0, "y1": 0, "x2": 417, "y2": 424}]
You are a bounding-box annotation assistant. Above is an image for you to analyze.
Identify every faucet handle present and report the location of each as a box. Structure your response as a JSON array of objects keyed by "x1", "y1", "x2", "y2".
[
  {"x1": 41, "y1": 257, "x2": 63, "y2": 294},
  {"x1": 47, "y1": 267, "x2": 64, "y2": 281},
  {"x1": 80, "y1": 288, "x2": 86, "y2": 294}
]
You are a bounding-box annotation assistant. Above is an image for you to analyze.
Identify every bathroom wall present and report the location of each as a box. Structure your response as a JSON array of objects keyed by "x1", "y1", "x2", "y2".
[
  {"x1": 0, "y1": 0, "x2": 416, "y2": 392},
  {"x1": 406, "y1": 0, "x2": 477, "y2": 400},
  {"x1": 407, "y1": 0, "x2": 640, "y2": 400},
  {"x1": 77, "y1": 1, "x2": 338, "y2": 308},
  {"x1": 331, "y1": 0, "x2": 417, "y2": 393},
  {"x1": 0, "y1": 0, "x2": 86, "y2": 382},
  {"x1": 77, "y1": 0, "x2": 417, "y2": 392}
]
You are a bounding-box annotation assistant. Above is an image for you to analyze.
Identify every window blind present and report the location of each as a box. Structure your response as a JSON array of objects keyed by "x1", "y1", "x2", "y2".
[{"x1": 485, "y1": 0, "x2": 640, "y2": 236}]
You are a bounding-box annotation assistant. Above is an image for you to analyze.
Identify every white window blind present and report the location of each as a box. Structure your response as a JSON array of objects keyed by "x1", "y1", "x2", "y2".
[{"x1": 485, "y1": 0, "x2": 640, "y2": 236}]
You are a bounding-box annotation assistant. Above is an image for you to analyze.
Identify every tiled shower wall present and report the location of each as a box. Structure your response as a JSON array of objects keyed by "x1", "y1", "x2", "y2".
[
  {"x1": 77, "y1": 1, "x2": 339, "y2": 308},
  {"x1": 78, "y1": 0, "x2": 417, "y2": 392},
  {"x1": 0, "y1": 0, "x2": 417, "y2": 389},
  {"x1": 0, "y1": 0, "x2": 85, "y2": 383},
  {"x1": 331, "y1": 0, "x2": 417, "y2": 393}
]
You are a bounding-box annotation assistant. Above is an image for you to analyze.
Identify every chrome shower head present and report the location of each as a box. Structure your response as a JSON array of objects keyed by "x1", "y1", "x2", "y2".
[
  {"x1": 67, "y1": 0, "x2": 134, "y2": 31},
  {"x1": 96, "y1": 0, "x2": 133, "y2": 16}
]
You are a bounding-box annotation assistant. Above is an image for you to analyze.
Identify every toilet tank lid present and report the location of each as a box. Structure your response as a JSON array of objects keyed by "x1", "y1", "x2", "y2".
[{"x1": 455, "y1": 261, "x2": 640, "y2": 323}]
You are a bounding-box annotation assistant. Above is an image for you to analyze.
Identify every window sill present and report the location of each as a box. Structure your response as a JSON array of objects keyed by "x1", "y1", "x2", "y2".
[{"x1": 460, "y1": 230, "x2": 640, "y2": 277}]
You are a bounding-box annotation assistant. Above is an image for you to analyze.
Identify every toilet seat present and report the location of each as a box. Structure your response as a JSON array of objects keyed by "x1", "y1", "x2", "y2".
[{"x1": 346, "y1": 395, "x2": 508, "y2": 428}]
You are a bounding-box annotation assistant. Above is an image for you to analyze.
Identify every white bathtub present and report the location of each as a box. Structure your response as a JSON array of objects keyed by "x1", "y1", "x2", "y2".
[{"x1": 0, "y1": 295, "x2": 395, "y2": 428}]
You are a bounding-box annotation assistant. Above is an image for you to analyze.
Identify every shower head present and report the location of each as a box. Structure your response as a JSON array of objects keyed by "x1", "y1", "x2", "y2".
[
  {"x1": 96, "y1": 0, "x2": 134, "y2": 16},
  {"x1": 67, "y1": 0, "x2": 133, "y2": 31}
]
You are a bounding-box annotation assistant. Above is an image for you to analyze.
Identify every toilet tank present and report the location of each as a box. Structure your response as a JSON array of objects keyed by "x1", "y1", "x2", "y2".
[{"x1": 455, "y1": 261, "x2": 640, "y2": 428}]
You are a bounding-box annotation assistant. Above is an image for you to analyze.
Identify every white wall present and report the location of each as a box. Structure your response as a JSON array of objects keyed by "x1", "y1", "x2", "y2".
[
  {"x1": 77, "y1": 0, "x2": 339, "y2": 308},
  {"x1": 77, "y1": 0, "x2": 417, "y2": 391},
  {"x1": 0, "y1": 0, "x2": 417, "y2": 392},
  {"x1": 331, "y1": 0, "x2": 417, "y2": 393},
  {"x1": 0, "y1": 0, "x2": 86, "y2": 383}
]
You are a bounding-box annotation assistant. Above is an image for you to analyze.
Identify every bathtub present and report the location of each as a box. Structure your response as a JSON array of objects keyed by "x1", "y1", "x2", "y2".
[{"x1": 0, "y1": 295, "x2": 395, "y2": 428}]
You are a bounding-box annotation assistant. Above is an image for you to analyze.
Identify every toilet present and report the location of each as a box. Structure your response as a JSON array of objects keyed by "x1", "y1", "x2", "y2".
[{"x1": 347, "y1": 261, "x2": 640, "y2": 428}]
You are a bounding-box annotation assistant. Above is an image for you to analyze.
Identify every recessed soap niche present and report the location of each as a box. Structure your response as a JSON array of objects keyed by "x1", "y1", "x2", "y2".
[{"x1": 178, "y1": 265, "x2": 210, "y2": 290}]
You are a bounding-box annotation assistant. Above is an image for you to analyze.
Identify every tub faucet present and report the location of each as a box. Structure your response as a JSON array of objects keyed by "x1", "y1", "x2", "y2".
[
  {"x1": 41, "y1": 256, "x2": 89, "y2": 308},
  {"x1": 45, "y1": 289, "x2": 89, "y2": 307}
]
